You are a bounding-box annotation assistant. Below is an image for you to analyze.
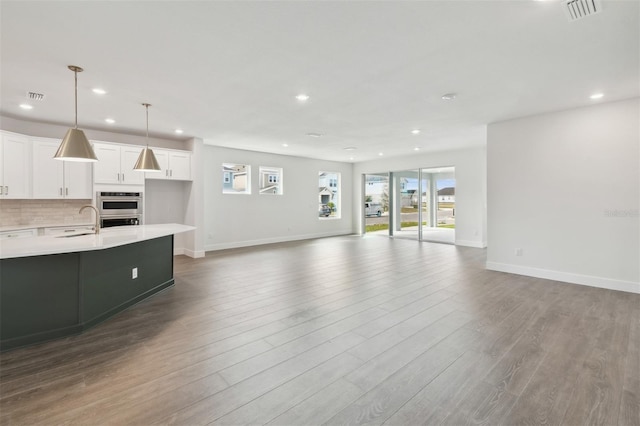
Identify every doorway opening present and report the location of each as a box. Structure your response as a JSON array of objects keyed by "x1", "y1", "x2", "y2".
[{"x1": 420, "y1": 166, "x2": 455, "y2": 244}]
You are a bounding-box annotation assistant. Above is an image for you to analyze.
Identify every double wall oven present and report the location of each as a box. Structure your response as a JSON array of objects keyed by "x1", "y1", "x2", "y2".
[{"x1": 96, "y1": 192, "x2": 143, "y2": 228}]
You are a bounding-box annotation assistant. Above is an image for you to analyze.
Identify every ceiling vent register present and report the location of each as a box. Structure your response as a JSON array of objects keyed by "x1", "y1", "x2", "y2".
[
  {"x1": 564, "y1": 0, "x2": 602, "y2": 21},
  {"x1": 27, "y1": 91, "x2": 45, "y2": 101}
]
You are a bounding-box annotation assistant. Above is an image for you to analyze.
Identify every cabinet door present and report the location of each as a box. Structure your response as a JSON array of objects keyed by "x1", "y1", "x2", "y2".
[
  {"x1": 93, "y1": 143, "x2": 121, "y2": 184},
  {"x1": 144, "y1": 149, "x2": 169, "y2": 180},
  {"x1": 168, "y1": 151, "x2": 191, "y2": 180},
  {"x1": 64, "y1": 162, "x2": 93, "y2": 199},
  {"x1": 120, "y1": 146, "x2": 145, "y2": 185},
  {"x1": 32, "y1": 139, "x2": 64, "y2": 198},
  {"x1": 1, "y1": 133, "x2": 31, "y2": 199}
]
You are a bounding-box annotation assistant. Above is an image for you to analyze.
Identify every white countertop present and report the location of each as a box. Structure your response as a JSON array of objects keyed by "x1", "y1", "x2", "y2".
[{"x1": 0, "y1": 224, "x2": 195, "y2": 259}]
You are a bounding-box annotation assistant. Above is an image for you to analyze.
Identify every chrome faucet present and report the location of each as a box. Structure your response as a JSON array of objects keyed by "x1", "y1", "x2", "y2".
[{"x1": 79, "y1": 205, "x2": 100, "y2": 234}]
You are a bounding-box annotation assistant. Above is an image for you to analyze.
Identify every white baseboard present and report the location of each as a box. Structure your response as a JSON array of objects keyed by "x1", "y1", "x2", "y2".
[
  {"x1": 173, "y1": 247, "x2": 205, "y2": 258},
  {"x1": 486, "y1": 261, "x2": 640, "y2": 294},
  {"x1": 455, "y1": 239, "x2": 487, "y2": 248},
  {"x1": 205, "y1": 231, "x2": 353, "y2": 252}
]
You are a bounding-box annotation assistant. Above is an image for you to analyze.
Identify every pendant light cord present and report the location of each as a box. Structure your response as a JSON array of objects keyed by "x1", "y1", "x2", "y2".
[
  {"x1": 74, "y1": 68, "x2": 78, "y2": 129},
  {"x1": 145, "y1": 104, "x2": 150, "y2": 148}
]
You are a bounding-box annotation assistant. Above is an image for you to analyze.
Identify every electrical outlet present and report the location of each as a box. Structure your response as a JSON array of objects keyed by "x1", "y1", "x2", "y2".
[
  {"x1": 515, "y1": 248, "x2": 523, "y2": 256},
  {"x1": 132, "y1": 267, "x2": 138, "y2": 279}
]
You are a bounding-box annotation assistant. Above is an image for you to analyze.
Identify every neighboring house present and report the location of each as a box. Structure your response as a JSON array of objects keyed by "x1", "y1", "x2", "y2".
[
  {"x1": 260, "y1": 185, "x2": 278, "y2": 194},
  {"x1": 223, "y1": 164, "x2": 248, "y2": 193},
  {"x1": 259, "y1": 167, "x2": 282, "y2": 194},
  {"x1": 319, "y1": 172, "x2": 339, "y2": 206},
  {"x1": 319, "y1": 187, "x2": 333, "y2": 205},
  {"x1": 318, "y1": 173, "x2": 338, "y2": 190},
  {"x1": 438, "y1": 187, "x2": 455, "y2": 203}
]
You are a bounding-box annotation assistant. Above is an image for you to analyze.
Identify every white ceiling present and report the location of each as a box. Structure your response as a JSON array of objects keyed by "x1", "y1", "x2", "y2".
[{"x1": 1, "y1": 1, "x2": 638, "y2": 162}]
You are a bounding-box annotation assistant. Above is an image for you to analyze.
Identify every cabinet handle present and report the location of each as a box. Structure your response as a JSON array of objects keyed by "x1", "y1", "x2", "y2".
[
  {"x1": 60, "y1": 188, "x2": 63, "y2": 196},
  {"x1": 122, "y1": 173, "x2": 124, "y2": 182},
  {"x1": 4, "y1": 186, "x2": 8, "y2": 195},
  {"x1": 170, "y1": 169, "x2": 173, "y2": 177},
  {"x1": 65, "y1": 188, "x2": 69, "y2": 196},
  {"x1": 166, "y1": 169, "x2": 168, "y2": 177}
]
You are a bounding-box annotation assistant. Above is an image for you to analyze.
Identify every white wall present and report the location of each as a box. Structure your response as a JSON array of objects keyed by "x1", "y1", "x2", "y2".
[
  {"x1": 352, "y1": 146, "x2": 487, "y2": 248},
  {"x1": 204, "y1": 145, "x2": 354, "y2": 251},
  {"x1": 487, "y1": 98, "x2": 640, "y2": 294},
  {"x1": 144, "y1": 179, "x2": 191, "y2": 254}
]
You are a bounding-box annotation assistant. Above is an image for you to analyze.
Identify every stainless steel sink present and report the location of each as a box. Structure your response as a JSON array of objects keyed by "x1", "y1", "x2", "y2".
[{"x1": 55, "y1": 232, "x2": 95, "y2": 238}]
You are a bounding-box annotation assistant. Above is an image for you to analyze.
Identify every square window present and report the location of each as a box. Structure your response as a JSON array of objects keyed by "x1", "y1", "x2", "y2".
[
  {"x1": 222, "y1": 163, "x2": 251, "y2": 194},
  {"x1": 259, "y1": 167, "x2": 283, "y2": 195}
]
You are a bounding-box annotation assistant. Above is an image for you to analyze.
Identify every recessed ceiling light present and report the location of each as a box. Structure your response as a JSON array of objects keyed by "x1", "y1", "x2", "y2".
[
  {"x1": 282, "y1": 143, "x2": 289, "y2": 147},
  {"x1": 19, "y1": 104, "x2": 33, "y2": 110},
  {"x1": 295, "y1": 94, "x2": 309, "y2": 101},
  {"x1": 306, "y1": 132, "x2": 323, "y2": 138},
  {"x1": 349, "y1": 157, "x2": 355, "y2": 161},
  {"x1": 378, "y1": 152, "x2": 384, "y2": 156},
  {"x1": 175, "y1": 129, "x2": 184, "y2": 134},
  {"x1": 441, "y1": 93, "x2": 457, "y2": 100},
  {"x1": 414, "y1": 147, "x2": 421, "y2": 151},
  {"x1": 343, "y1": 147, "x2": 357, "y2": 151},
  {"x1": 411, "y1": 129, "x2": 420, "y2": 135},
  {"x1": 590, "y1": 93, "x2": 604, "y2": 99},
  {"x1": 92, "y1": 88, "x2": 107, "y2": 95},
  {"x1": 105, "y1": 118, "x2": 115, "y2": 124}
]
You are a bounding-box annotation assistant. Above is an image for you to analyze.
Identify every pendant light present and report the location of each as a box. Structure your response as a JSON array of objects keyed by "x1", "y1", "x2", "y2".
[
  {"x1": 133, "y1": 103, "x2": 161, "y2": 171},
  {"x1": 54, "y1": 65, "x2": 98, "y2": 162}
]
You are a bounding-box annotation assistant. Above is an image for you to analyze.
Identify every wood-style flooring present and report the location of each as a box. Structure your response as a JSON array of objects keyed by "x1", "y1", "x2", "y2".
[{"x1": 1, "y1": 235, "x2": 638, "y2": 425}]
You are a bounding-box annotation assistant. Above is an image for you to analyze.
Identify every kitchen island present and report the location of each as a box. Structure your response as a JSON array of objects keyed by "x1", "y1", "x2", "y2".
[{"x1": 0, "y1": 224, "x2": 194, "y2": 351}]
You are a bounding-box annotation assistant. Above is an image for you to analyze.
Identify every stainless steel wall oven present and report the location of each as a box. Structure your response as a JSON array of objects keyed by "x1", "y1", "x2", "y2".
[{"x1": 96, "y1": 192, "x2": 143, "y2": 228}]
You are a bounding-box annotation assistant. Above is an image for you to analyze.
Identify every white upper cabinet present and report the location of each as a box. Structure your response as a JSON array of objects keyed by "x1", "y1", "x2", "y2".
[
  {"x1": 120, "y1": 146, "x2": 145, "y2": 185},
  {"x1": 93, "y1": 142, "x2": 144, "y2": 185},
  {"x1": 0, "y1": 131, "x2": 31, "y2": 199},
  {"x1": 145, "y1": 148, "x2": 191, "y2": 181},
  {"x1": 32, "y1": 138, "x2": 93, "y2": 199}
]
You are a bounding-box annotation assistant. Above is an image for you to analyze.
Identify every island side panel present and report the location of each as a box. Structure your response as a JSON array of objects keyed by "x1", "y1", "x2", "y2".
[
  {"x1": 80, "y1": 235, "x2": 174, "y2": 328},
  {"x1": 0, "y1": 253, "x2": 81, "y2": 350}
]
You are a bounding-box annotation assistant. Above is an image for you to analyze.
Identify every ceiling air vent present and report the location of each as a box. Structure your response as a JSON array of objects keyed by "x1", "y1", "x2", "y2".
[
  {"x1": 564, "y1": 0, "x2": 602, "y2": 22},
  {"x1": 27, "y1": 91, "x2": 45, "y2": 101}
]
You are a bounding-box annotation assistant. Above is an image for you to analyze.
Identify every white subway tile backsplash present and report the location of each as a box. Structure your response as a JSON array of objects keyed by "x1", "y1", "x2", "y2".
[{"x1": 0, "y1": 199, "x2": 93, "y2": 227}]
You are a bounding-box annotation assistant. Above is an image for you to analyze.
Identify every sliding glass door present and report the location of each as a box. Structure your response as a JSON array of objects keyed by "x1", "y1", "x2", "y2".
[
  {"x1": 363, "y1": 173, "x2": 389, "y2": 235},
  {"x1": 420, "y1": 167, "x2": 455, "y2": 244},
  {"x1": 363, "y1": 167, "x2": 455, "y2": 244}
]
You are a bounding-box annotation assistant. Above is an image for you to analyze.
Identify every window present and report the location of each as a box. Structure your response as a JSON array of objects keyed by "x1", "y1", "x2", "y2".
[
  {"x1": 222, "y1": 163, "x2": 251, "y2": 194},
  {"x1": 259, "y1": 167, "x2": 283, "y2": 195},
  {"x1": 319, "y1": 171, "x2": 340, "y2": 219}
]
